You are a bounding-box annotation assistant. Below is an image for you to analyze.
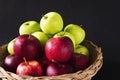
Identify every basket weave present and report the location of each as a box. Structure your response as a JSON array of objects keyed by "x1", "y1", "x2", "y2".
[{"x1": 0, "y1": 40, "x2": 103, "y2": 80}]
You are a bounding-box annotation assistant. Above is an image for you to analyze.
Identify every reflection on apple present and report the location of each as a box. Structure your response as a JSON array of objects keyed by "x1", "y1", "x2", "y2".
[
  {"x1": 40, "y1": 12, "x2": 63, "y2": 35},
  {"x1": 19, "y1": 21, "x2": 41, "y2": 35},
  {"x1": 16, "y1": 60, "x2": 43, "y2": 76},
  {"x1": 7, "y1": 38, "x2": 16, "y2": 54},
  {"x1": 32, "y1": 31, "x2": 49, "y2": 50},
  {"x1": 45, "y1": 36, "x2": 74, "y2": 63},
  {"x1": 64, "y1": 24, "x2": 85, "y2": 44},
  {"x1": 74, "y1": 44, "x2": 89, "y2": 56},
  {"x1": 13, "y1": 34, "x2": 41, "y2": 60},
  {"x1": 54, "y1": 31, "x2": 75, "y2": 48}
]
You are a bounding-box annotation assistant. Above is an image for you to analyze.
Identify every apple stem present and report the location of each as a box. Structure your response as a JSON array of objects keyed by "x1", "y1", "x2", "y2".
[
  {"x1": 63, "y1": 31, "x2": 66, "y2": 36},
  {"x1": 44, "y1": 15, "x2": 48, "y2": 19},
  {"x1": 23, "y1": 57, "x2": 29, "y2": 65}
]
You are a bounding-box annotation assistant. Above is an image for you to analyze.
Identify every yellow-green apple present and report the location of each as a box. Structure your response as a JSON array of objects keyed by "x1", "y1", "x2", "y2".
[
  {"x1": 45, "y1": 37, "x2": 74, "y2": 63},
  {"x1": 32, "y1": 31, "x2": 49, "y2": 50},
  {"x1": 64, "y1": 24, "x2": 85, "y2": 44},
  {"x1": 40, "y1": 12, "x2": 63, "y2": 35},
  {"x1": 13, "y1": 34, "x2": 41, "y2": 60},
  {"x1": 16, "y1": 60, "x2": 43, "y2": 76},
  {"x1": 53, "y1": 31, "x2": 75, "y2": 48},
  {"x1": 7, "y1": 38, "x2": 16, "y2": 54},
  {"x1": 19, "y1": 21, "x2": 41, "y2": 35},
  {"x1": 74, "y1": 45, "x2": 89, "y2": 56}
]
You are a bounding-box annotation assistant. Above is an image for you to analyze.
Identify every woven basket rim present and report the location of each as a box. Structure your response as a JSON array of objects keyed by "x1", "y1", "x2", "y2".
[{"x1": 0, "y1": 40, "x2": 103, "y2": 80}]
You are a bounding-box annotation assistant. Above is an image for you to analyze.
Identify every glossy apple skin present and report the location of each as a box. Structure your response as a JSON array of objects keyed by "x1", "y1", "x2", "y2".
[
  {"x1": 54, "y1": 31, "x2": 75, "y2": 48},
  {"x1": 16, "y1": 60, "x2": 43, "y2": 76},
  {"x1": 38, "y1": 56, "x2": 51, "y2": 75},
  {"x1": 19, "y1": 21, "x2": 41, "y2": 35},
  {"x1": 74, "y1": 44, "x2": 89, "y2": 56},
  {"x1": 46, "y1": 62, "x2": 73, "y2": 76},
  {"x1": 40, "y1": 12, "x2": 63, "y2": 35},
  {"x1": 32, "y1": 31, "x2": 49, "y2": 50},
  {"x1": 70, "y1": 53, "x2": 89, "y2": 71},
  {"x1": 64, "y1": 24, "x2": 85, "y2": 44},
  {"x1": 7, "y1": 39, "x2": 15, "y2": 54},
  {"x1": 3, "y1": 54, "x2": 23, "y2": 73},
  {"x1": 45, "y1": 37, "x2": 74, "y2": 62},
  {"x1": 13, "y1": 35, "x2": 41, "y2": 60}
]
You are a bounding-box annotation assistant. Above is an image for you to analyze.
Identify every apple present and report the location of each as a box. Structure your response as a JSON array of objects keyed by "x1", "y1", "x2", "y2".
[
  {"x1": 7, "y1": 38, "x2": 16, "y2": 54},
  {"x1": 40, "y1": 12, "x2": 63, "y2": 35},
  {"x1": 53, "y1": 31, "x2": 75, "y2": 48},
  {"x1": 19, "y1": 21, "x2": 41, "y2": 35},
  {"x1": 64, "y1": 24, "x2": 85, "y2": 44},
  {"x1": 74, "y1": 44, "x2": 89, "y2": 56},
  {"x1": 70, "y1": 53, "x2": 89, "y2": 71},
  {"x1": 13, "y1": 34, "x2": 41, "y2": 60},
  {"x1": 32, "y1": 31, "x2": 49, "y2": 50},
  {"x1": 38, "y1": 56, "x2": 51, "y2": 75},
  {"x1": 45, "y1": 37, "x2": 74, "y2": 62},
  {"x1": 3, "y1": 54, "x2": 23, "y2": 73},
  {"x1": 46, "y1": 62, "x2": 73, "y2": 76},
  {"x1": 16, "y1": 60, "x2": 43, "y2": 76}
]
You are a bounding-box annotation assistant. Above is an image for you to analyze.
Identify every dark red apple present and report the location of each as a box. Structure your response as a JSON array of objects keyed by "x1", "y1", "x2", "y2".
[
  {"x1": 70, "y1": 53, "x2": 89, "y2": 71},
  {"x1": 38, "y1": 56, "x2": 51, "y2": 75},
  {"x1": 45, "y1": 37, "x2": 74, "y2": 63},
  {"x1": 3, "y1": 54, "x2": 23, "y2": 73},
  {"x1": 46, "y1": 62, "x2": 73, "y2": 76},
  {"x1": 13, "y1": 34, "x2": 41, "y2": 60},
  {"x1": 16, "y1": 60, "x2": 43, "y2": 76}
]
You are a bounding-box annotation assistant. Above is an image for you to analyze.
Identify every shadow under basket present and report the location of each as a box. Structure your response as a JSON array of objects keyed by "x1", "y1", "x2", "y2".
[{"x1": 0, "y1": 40, "x2": 103, "y2": 80}]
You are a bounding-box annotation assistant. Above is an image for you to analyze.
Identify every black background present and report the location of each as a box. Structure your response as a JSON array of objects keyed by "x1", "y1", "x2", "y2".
[{"x1": 0, "y1": 0, "x2": 119, "y2": 80}]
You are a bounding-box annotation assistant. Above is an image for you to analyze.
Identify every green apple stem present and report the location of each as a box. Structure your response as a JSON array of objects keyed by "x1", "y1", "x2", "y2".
[
  {"x1": 23, "y1": 57, "x2": 29, "y2": 65},
  {"x1": 63, "y1": 31, "x2": 66, "y2": 36}
]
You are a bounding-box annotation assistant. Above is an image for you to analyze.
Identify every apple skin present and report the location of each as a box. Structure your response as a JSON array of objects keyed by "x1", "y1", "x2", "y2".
[
  {"x1": 40, "y1": 12, "x2": 63, "y2": 35},
  {"x1": 64, "y1": 24, "x2": 85, "y2": 44},
  {"x1": 13, "y1": 35, "x2": 41, "y2": 60},
  {"x1": 38, "y1": 56, "x2": 51, "y2": 75},
  {"x1": 3, "y1": 54, "x2": 23, "y2": 73},
  {"x1": 32, "y1": 31, "x2": 49, "y2": 50},
  {"x1": 16, "y1": 60, "x2": 43, "y2": 76},
  {"x1": 74, "y1": 45, "x2": 89, "y2": 56},
  {"x1": 46, "y1": 62, "x2": 73, "y2": 76},
  {"x1": 19, "y1": 21, "x2": 41, "y2": 35},
  {"x1": 45, "y1": 37, "x2": 74, "y2": 63},
  {"x1": 7, "y1": 38, "x2": 16, "y2": 54},
  {"x1": 70, "y1": 53, "x2": 89, "y2": 71},
  {"x1": 53, "y1": 31, "x2": 75, "y2": 48}
]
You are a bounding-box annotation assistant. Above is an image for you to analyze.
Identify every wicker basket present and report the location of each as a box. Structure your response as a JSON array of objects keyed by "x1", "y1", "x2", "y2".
[{"x1": 0, "y1": 40, "x2": 103, "y2": 80}]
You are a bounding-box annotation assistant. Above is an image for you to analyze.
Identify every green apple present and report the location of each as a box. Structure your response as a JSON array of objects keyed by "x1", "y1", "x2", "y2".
[
  {"x1": 19, "y1": 21, "x2": 41, "y2": 35},
  {"x1": 40, "y1": 12, "x2": 63, "y2": 35},
  {"x1": 32, "y1": 31, "x2": 49, "y2": 49},
  {"x1": 7, "y1": 38, "x2": 16, "y2": 54},
  {"x1": 74, "y1": 44, "x2": 89, "y2": 56},
  {"x1": 53, "y1": 31, "x2": 75, "y2": 48},
  {"x1": 64, "y1": 24, "x2": 85, "y2": 44}
]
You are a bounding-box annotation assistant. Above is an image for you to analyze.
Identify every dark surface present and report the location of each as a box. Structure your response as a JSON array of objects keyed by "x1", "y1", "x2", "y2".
[{"x1": 0, "y1": 0, "x2": 119, "y2": 80}]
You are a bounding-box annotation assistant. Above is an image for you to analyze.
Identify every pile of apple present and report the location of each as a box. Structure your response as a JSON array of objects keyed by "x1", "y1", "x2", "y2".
[{"x1": 3, "y1": 12, "x2": 90, "y2": 77}]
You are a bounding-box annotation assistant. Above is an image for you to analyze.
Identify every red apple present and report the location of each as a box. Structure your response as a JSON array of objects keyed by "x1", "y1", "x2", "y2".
[
  {"x1": 45, "y1": 37, "x2": 74, "y2": 62},
  {"x1": 16, "y1": 60, "x2": 43, "y2": 76},
  {"x1": 3, "y1": 54, "x2": 23, "y2": 73},
  {"x1": 70, "y1": 53, "x2": 89, "y2": 71},
  {"x1": 13, "y1": 34, "x2": 41, "y2": 60},
  {"x1": 46, "y1": 62, "x2": 73, "y2": 76}
]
